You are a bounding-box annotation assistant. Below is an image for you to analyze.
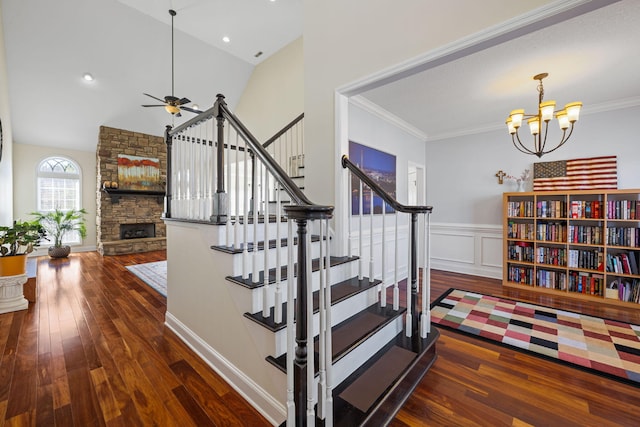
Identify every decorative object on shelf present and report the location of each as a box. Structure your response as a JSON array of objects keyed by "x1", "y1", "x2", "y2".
[
  {"x1": 505, "y1": 169, "x2": 530, "y2": 192},
  {"x1": 532, "y1": 155, "x2": 617, "y2": 191},
  {"x1": 495, "y1": 170, "x2": 507, "y2": 184},
  {"x1": 506, "y1": 73, "x2": 582, "y2": 158},
  {"x1": 0, "y1": 220, "x2": 46, "y2": 276},
  {"x1": 31, "y1": 209, "x2": 87, "y2": 259},
  {"x1": 141, "y1": 9, "x2": 199, "y2": 117}
]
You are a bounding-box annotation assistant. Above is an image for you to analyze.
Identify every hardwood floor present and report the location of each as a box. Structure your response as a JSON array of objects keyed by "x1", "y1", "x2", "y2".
[{"x1": 1, "y1": 250, "x2": 639, "y2": 426}]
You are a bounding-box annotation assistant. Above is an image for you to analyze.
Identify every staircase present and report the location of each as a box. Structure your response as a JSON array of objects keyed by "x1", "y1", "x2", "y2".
[{"x1": 162, "y1": 95, "x2": 438, "y2": 426}]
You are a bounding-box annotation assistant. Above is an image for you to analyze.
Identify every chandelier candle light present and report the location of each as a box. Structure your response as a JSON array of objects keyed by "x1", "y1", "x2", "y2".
[{"x1": 506, "y1": 73, "x2": 582, "y2": 158}]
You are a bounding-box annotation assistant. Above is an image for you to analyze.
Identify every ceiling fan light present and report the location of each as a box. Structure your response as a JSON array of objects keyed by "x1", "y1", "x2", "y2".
[
  {"x1": 165, "y1": 105, "x2": 180, "y2": 114},
  {"x1": 556, "y1": 110, "x2": 570, "y2": 130},
  {"x1": 506, "y1": 117, "x2": 516, "y2": 135},
  {"x1": 540, "y1": 100, "x2": 556, "y2": 121},
  {"x1": 509, "y1": 109, "x2": 524, "y2": 128},
  {"x1": 565, "y1": 102, "x2": 582, "y2": 122},
  {"x1": 528, "y1": 117, "x2": 540, "y2": 135}
]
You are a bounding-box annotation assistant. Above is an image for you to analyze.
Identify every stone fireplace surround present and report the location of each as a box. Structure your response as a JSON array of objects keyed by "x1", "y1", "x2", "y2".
[{"x1": 97, "y1": 126, "x2": 167, "y2": 256}]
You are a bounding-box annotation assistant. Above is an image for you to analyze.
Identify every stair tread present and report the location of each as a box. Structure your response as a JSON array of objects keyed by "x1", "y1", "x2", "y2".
[
  {"x1": 332, "y1": 328, "x2": 439, "y2": 426},
  {"x1": 266, "y1": 304, "x2": 406, "y2": 372},
  {"x1": 225, "y1": 256, "x2": 358, "y2": 289},
  {"x1": 243, "y1": 276, "x2": 382, "y2": 332},
  {"x1": 211, "y1": 234, "x2": 321, "y2": 254}
]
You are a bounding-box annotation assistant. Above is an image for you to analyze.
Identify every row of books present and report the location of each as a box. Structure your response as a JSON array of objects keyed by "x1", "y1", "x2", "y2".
[
  {"x1": 568, "y1": 272, "x2": 604, "y2": 295},
  {"x1": 508, "y1": 242, "x2": 535, "y2": 263},
  {"x1": 537, "y1": 247, "x2": 566, "y2": 266},
  {"x1": 606, "y1": 200, "x2": 640, "y2": 220},
  {"x1": 605, "y1": 227, "x2": 640, "y2": 247},
  {"x1": 567, "y1": 249, "x2": 603, "y2": 271},
  {"x1": 507, "y1": 221, "x2": 535, "y2": 240},
  {"x1": 568, "y1": 225, "x2": 603, "y2": 245},
  {"x1": 607, "y1": 278, "x2": 640, "y2": 303},
  {"x1": 537, "y1": 200, "x2": 566, "y2": 218},
  {"x1": 606, "y1": 251, "x2": 639, "y2": 275},
  {"x1": 536, "y1": 223, "x2": 567, "y2": 242},
  {"x1": 570, "y1": 200, "x2": 602, "y2": 219},
  {"x1": 537, "y1": 269, "x2": 566, "y2": 290},
  {"x1": 507, "y1": 265, "x2": 534, "y2": 285},
  {"x1": 507, "y1": 201, "x2": 534, "y2": 218}
]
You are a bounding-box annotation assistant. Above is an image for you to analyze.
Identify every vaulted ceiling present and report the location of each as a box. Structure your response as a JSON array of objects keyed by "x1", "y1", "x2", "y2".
[{"x1": 2, "y1": 0, "x2": 638, "y2": 153}]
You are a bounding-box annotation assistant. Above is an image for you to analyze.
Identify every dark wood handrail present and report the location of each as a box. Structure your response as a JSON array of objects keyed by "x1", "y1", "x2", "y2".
[
  {"x1": 341, "y1": 155, "x2": 432, "y2": 214},
  {"x1": 263, "y1": 113, "x2": 304, "y2": 149}
]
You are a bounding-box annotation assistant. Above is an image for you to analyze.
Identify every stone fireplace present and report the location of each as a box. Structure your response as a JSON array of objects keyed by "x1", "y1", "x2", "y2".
[{"x1": 97, "y1": 126, "x2": 167, "y2": 255}]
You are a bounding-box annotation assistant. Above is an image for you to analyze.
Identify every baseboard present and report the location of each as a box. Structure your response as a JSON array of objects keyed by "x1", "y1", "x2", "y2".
[{"x1": 164, "y1": 312, "x2": 285, "y2": 426}]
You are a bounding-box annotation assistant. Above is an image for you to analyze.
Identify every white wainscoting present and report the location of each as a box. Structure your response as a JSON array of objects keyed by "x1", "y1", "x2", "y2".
[{"x1": 430, "y1": 223, "x2": 502, "y2": 279}]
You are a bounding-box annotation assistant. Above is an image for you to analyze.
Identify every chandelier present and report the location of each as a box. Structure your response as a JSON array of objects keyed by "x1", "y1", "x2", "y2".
[{"x1": 506, "y1": 73, "x2": 582, "y2": 158}]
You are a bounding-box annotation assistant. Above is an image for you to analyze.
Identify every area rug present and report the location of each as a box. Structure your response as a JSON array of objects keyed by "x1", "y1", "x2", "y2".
[
  {"x1": 126, "y1": 261, "x2": 167, "y2": 297},
  {"x1": 431, "y1": 288, "x2": 640, "y2": 387}
]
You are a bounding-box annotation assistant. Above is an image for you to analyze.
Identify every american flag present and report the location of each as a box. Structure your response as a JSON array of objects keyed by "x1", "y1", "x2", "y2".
[{"x1": 533, "y1": 156, "x2": 618, "y2": 191}]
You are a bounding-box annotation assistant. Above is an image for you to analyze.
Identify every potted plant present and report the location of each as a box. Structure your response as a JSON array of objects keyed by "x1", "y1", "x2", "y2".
[
  {"x1": 0, "y1": 220, "x2": 46, "y2": 276},
  {"x1": 31, "y1": 208, "x2": 87, "y2": 258}
]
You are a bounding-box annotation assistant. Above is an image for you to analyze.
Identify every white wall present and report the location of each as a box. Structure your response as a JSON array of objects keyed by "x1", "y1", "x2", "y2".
[
  {"x1": 12, "y1": 143, "x2": 97, "y2": 253},
  {"x1": 235, "y1": 37, "x2": 303, "y2": 142},
  {"x1": 0, "y1": 3, "x2": 13, "y2": 225}
]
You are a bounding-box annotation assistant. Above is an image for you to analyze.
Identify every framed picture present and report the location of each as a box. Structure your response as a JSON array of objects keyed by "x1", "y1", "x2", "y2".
[
  {"x1": 117, "y1": 154, "x2": 161, "y2": 190},
  {"x1": 349, "y1": 141, "x2": 396, "y2": 215}
]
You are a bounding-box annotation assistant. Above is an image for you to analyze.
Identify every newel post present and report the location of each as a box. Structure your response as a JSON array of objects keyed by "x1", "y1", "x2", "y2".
[
  {"x1": 164, "y1": 125, "x2": 173, "y2": 219},
  {"x1": 211, "y1": 94, "x2": 228, "y2": 223},
  {"x1": 283, "y1": 204, "x2": 333, "y2": 426}
]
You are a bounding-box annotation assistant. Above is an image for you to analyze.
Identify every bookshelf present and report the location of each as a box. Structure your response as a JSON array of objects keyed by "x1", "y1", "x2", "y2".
[{"x1": 503, "y1": 189, "x2": 640, "y2": 307}]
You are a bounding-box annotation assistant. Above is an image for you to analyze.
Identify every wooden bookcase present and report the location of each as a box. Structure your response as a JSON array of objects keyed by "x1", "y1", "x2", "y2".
[{"x1": 503, "y1": 189, "x2": 640, "y2": 307}]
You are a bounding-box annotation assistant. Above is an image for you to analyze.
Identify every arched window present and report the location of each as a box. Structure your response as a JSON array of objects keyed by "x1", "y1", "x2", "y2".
[{"x1": 37, "y1": 156, "x2": 83, "y2": 244}]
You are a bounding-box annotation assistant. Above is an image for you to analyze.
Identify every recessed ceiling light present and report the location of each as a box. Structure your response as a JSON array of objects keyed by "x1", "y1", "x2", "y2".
[
  {"x1": 83, "y1": 73, "x2": 94, "y2": 81},
  {"x1": 222, "y1": 36, "x2": 230, "y2": 43}
]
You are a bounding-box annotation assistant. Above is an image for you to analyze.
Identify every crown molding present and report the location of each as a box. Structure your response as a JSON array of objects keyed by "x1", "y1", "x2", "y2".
[{"x1": 349, "y1": 96, "x2": 427, "y2": 141}]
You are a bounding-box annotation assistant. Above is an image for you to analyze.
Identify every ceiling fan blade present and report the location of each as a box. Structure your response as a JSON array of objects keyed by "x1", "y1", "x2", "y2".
[
  {"x1": 143, "y1": 93, "x2": 166, "y2": 103},
  {"x1": 141, "y1": 104, "x2": 166, "y2": 107},
  {"x1": 178, "y1": 97, "x2": 191, "y2": 105},
  {"x1": 179, "y1": 106, "x2": 200, "y2": 114}
]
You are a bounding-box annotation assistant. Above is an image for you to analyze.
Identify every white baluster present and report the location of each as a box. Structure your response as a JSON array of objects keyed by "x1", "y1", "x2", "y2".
[
  {"x1": 262, "y1": 171, "x2": 270, "y2": 317},
  {"x1": 306, "y1": 233, "x2": 314, "y2": 425},
  {"x1": 323, "y1": 217, "x2": 333, "y2": 426},
  {"x1": 421, "y1": 212, "x2": 431, "y2": 338},
  {"x1": 369, "y1": 187, "x2": 374, "y2": 283},
  {"x1": 242, "y1": 138, "x2": 249, "y2": 280},
  {"x1": 210, "y1": 118, "x2": 216, "y2": 221},
  {"x1": 252, "y1": 163, "x2": 260, "y2": 284},
  {"x1": 358, "y1": 178, "x2": 363, "y2": 281},
  {"x1": 225, "y1": 126, "x2": 232, "y2": 245},
  {"x1": 393, "y1": 211, "x2": 399, "y2": 310},
  {"x1": 317, "y1": 219, "x2": 326, "y2": 419},
  {"x1": 274, "y1": 179, "x2": 283, "y2": 323},
  {"x1": 405, "y1": 222, "x2": 412, "y2": 337},
  {"x1": 234, "y1": 132, "x2": 240, "y2": 245},
  {"x1": 381, "y1": 201, "x2": 387, "y2": 307},
  {"x1": 347, "y1": 171, "x2": 352, "y2": 257}
]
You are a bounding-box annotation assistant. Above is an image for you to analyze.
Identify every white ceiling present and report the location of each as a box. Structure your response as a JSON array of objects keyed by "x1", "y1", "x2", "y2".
[
  {"x1": 359, "y1": 0, "x2": 640, "y2": 141},
  {"x1": 2, "y1": 0, "x2": 639, "y2": 154}
]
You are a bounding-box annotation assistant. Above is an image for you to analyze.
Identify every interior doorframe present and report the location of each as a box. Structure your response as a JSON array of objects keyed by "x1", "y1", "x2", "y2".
[{"x1": 332, "y1": 0, "x2": 614, "y2": 256}]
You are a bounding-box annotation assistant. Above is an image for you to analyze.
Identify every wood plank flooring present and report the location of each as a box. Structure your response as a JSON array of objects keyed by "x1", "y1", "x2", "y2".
[{"x1": 1, "y1": 250, "x2": 639, "y2": 426}]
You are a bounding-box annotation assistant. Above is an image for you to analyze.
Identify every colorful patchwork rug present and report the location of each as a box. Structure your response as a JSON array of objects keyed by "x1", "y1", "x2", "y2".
[
  {"x1": 126, "y1": 261, "x2": 167, "y2": 297},
  {"x1": 431, "y1": 288, "x2": 640, "y2": 387}
]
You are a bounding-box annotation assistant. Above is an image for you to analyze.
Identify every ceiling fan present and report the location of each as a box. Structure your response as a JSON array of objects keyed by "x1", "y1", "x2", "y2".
[{"x1": 142, "y1": 9, "x2": 199, "y2": 117}]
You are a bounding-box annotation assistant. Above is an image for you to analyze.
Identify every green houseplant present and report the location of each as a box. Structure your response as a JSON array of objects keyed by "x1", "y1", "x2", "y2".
[
  {"x1": 0, "y1": 220, "x2": 46, "y2": 276},
  {"x1": 31, "y1": 208, "x2": 87, "y2": 258}
]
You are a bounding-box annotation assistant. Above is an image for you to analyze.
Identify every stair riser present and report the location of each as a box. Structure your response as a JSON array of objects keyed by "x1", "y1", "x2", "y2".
[
  {"x1": 228, "y1": 240, "x2": 322, "y2": 277},
  {"x1": 272, "y1": 286, "x2": 381, "y2": 356},
  {"x1": 220, "y1": 219, "x2": 323, "y2": 247},
  {"x1": 241, "y1": 261, "x2": 359, "y2": 314}
]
